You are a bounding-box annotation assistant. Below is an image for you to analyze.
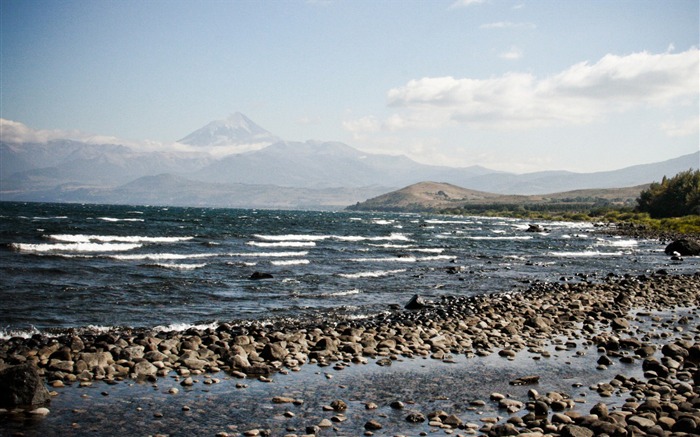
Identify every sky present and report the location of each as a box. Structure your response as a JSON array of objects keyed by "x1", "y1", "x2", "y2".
[{"x1": 1, "y1": 0, "x2": 698, "y2": 174}]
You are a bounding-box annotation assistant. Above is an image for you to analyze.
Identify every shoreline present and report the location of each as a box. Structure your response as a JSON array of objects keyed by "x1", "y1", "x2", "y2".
[{"x1": 1, "y1": 270, "x2": 698, "y2": 436}]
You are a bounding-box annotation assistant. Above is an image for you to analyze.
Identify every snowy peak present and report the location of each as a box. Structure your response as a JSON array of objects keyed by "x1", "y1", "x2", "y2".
[{"x1": 177, "y1": 112, "x2": 279, "y2": 148}]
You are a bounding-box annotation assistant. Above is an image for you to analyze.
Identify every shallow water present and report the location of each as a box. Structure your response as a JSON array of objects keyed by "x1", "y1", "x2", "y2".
[{"x1": 0, "y1": 345, "x2": 641, "y2": 437}]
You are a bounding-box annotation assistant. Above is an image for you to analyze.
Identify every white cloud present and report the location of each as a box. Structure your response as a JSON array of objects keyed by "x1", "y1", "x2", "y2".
[
  {"x1": 384, "y1": 48, "x2": 699, "y2": 130},
  {"x1": 661, "y1": 117, "x2": 700, "y2": 137},
  {"x1": 0, "y1": 119, "x2": 109, "y2": 144},
  {"x1": 342, "y1": 116, "x2": 381, "y2": 134},
  {"x1": 480, "y1": 21, "x2": 536, "y2": 29},
  {"x1": 449, "y1": 0, "x2": 485, "y2": 8},
  {"x1": 500, "y1": 46, "x2": 523, "y2": 60},
  {"x1": 0, "y1": 118, "x2": 198, "y2": 154}
]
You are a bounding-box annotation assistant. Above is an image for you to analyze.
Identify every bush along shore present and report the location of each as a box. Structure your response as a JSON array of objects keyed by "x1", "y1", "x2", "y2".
[{"x1": 1, "y1": 271, "x2": 699, "y2": 436}]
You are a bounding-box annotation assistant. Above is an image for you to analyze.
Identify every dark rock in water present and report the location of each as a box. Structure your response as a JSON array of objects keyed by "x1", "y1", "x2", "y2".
[
  {"x1": 526, "y1": 224, "x2": 545, "y2": 233},
  {"x1": 509, "y1": 375, "x2": 540, "y2": 385},
  {"x1": 249, "y1": 271, "x2": 273, "y2": 280},
  {"x1": 405, "y1": 411, "x2": 426, "y2": 423},
  {"x1": 664, "y1": 238, "x2": 700, "y2": 256},
  {"x1": 405, "y1": 294, "x2": 427, "y2": 310},
  {"x1": 364, "y1": 420, "x2": 382, "y2": 430},
  {"x1": 0, "y1": 363, "x2": 51, "y2": 408}
]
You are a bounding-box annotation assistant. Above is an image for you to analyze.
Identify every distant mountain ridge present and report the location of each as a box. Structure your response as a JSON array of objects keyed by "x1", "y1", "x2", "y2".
[{"x1": 1, "y1": 113, "x2": 697, "y2": 209}]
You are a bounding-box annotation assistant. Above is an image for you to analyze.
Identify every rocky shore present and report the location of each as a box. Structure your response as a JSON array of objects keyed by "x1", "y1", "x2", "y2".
[{"x1": 1, "y1": 270, "x2": 699, "y2": 436}]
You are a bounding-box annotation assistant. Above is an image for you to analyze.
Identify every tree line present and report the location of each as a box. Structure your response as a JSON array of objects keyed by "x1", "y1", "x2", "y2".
[{"x1": 636, "y1": 169, "x2": 700, "y2": 218}]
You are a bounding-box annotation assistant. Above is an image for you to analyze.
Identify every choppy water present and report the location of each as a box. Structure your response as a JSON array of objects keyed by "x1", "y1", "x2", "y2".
[{"x1": 1, "y1": 201, "x2": 695, "y2": 335}]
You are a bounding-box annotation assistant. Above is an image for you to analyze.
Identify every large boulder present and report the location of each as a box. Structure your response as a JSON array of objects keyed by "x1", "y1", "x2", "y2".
[
  {"x1": 664, "y1": 238, "x2": 700, "y2": 256},
  {"x1": 0, "y1": 363, "x2": 51, "y2": 408}
]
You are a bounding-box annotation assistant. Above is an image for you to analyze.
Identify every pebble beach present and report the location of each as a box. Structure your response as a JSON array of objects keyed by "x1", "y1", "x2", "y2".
[{"x1": 1, "y1": 263, "x2": 699, "y2": 436}]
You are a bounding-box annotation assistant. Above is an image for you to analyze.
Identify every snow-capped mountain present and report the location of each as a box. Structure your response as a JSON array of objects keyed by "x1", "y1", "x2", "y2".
[{"x1": 177, "y1": 112, "x2": 279, "y2": 155}]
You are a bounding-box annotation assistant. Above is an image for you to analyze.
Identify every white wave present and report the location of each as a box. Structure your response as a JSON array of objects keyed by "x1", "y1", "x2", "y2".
[
  {"x1": 423, "y1": 219, "x2": 473, "y2": 224},
  {"x1": 153, "y1": 321, "x2": 220, "y2": 333},
  {"x1": 338, "y1": 269, "x2": 407, "y2": 278},
  {"x1": 98, "y1": 217, "x2": 144, "y2": 222},
  {"x1": 270, "y1": 259, "x2": 310, "y2": 266},
  {"x1": 112, "y1": 253, "x2": 214, "y2": 261},
  {"x1": 150, "y1": 263, "x2": 206, "y2": 270},
  {"x1": 336, "y1": 233, "x2": 410, "y2": 242},
  {"x1": 595, "y1": 238, "x2": 638, "y2": 248},
  {"x1": 367, "y1": 243, "x2": 415, "y2": 249},
  {"x1": 548, "y1": 250, "x2": 625, "y2": 257},
  {"x1": 244, "y1": 251, "x2": 309, "y2": 257},
  {"x1": 372, "y1": 219, "x2": 394, "y2": 225},
  {"x1": 419, "y1": 255, "x2": 455, "y2": 261},
  {"x1": 49, "y1": 234, "x2": 193, "y2": 244},
  {"x1": 0, "y1": 326, "x2": 46, "y2": 339},
  {"x1": 30, "y1": 216, "x2": 68, "y2": 220},
  {"x1": 247, "y1": 241, "x2": 316, "y2": 248},
  {"x1": 254, "y1": 234, "x2": 327, "y2": 241},
  {"x1": 349, "y1": 256, "x2": 418, "y2": 263},
  {"x1": 12, "y1": 242, "x2": 142, "y2": 253},
  {"x1": 254, "y1": 232, "x2": 410, "y2": 243},
  {"x1": 412, "y1": 248, "x2": 445, "y2": 253},
  {"x1": 463, "y1": 236, "x2": 533, "y2": 241},
  {"x1": 326, "y1": 289, "x2": 362, "y2": 296}
]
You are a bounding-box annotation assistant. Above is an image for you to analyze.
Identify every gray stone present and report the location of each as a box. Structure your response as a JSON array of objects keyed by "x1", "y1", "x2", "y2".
[{"x1": 0, "y1": 363, "x2": 51, "y2": 408}]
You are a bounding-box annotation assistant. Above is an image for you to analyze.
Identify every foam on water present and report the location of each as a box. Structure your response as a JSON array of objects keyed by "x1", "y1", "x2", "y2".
[
  {"x1": 270, "y1": 259, "x2": 310, "y2": 266},
  {"x1": 97, "y1": 217, "x2": 144, "y2": 222},
  {"x1": 338, "y1": 269, "x2": 407, "y2": 278},
  {"x1": 247, "y1": 241, "x2": 316, "y2": 248},
  {"x1": 48, "y1": 234, "x2": 193, "y2": 244},
  {"x1": 12, "y1": 242, "x2": 143, "y2": 253},
  {"x1": 150, "y1": 263, "x2": 207, "y2": 270},
  {"x1": 548, "y1": 250, "x2": 625, "y2": 257}
]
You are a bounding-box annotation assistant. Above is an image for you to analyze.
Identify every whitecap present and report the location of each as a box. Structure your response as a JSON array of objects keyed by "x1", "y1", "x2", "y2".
[
  {"x1": 348, "y1": 256, "x2": 417, "y2": 263},
  {"x1": 548, "y1": 250, "x2": 625, "y2": 257},
  {"x1": 246, "y1": 241, "x2": 316, "y2": 248},
  {"x1": 49, "y1": 234, "x2": 193, "y2": 244},
  {"x1": 595, "y1": 238, "x2": 638, "y2": 248},
  {"x1": 98, "y1": 217, "x2": 144, "y2": 222},
  {"x1": 112, "y1": 253, "x2": 213, "y2": 261},
  {"x1": 338, "y1": 269, "x2": 406, "y2": 278},
  {"x1": 12, "y1": 242, "x2": 142, "y2": 253},
  {"x1": 152, "y1": 321, "x2": 220, "y2": 333},
  {"x1": 325, "y1": 289, "x2": 362, "y2": 297},
  {"x1": 150, "y1": 263, "x2": 206, "y2": 270},
  {"x1": 254, "y1": 234, "x2": 327, "y2": 241},
  {"x1": 463, "y1": 236, "x2": 533, "y2": 241},
  {"x1": 270, "y1": 259, "x2": 310, "y2": 266},
  {"x1": 243, "y1": 251, "x2": 309, "y2": 258}
]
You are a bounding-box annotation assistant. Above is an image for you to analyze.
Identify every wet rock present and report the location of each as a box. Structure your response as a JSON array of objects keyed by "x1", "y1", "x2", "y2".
[
  {"x1": 510, "y1": 375, "x2": 540, "y2": 385},
  {"x1": 330, "y1": 399, "x2": 347, "y2": 411},
  {"x1": 0, "y1": 363, "x2": 51, "y2": 408},
  {"x1": 249, "y1": 272, "x2": 273, "y2": 280},
  {"x1": 664, "y1": 238, "x2": 700, "y2": 256},
  {"x1": 405, "y1": 411, "x2": 426, "y2": 423},
  {"x1": 405, "y1": 294, "x2": 427, "y2": 310},
  {"x1": 364, "y1": 420, "x2": 382, "y2": 430}
]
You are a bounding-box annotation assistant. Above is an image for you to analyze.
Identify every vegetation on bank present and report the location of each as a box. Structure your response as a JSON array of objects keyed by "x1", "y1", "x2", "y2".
[{"x1": 442, "y1": 170, "x2": 700, "y2": 235}]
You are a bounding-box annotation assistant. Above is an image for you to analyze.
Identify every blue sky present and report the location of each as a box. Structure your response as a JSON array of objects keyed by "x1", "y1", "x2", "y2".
[{"x1": 1, "y1": 0, "x2": 698, "y2": 173}]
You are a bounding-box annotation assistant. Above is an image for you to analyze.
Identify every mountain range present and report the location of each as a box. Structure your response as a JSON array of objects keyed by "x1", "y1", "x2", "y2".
[{"x1": 1, "y1": 113, "x2": 697, "y2": 209}]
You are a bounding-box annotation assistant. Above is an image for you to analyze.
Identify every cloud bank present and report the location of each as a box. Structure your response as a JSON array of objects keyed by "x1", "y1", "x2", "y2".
[{"x1": 346, "y1": 48, "x2": 698, "y2": 133}]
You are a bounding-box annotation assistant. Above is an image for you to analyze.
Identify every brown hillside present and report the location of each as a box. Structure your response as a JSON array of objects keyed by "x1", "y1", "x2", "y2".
[{"x1": 347, "y1": 181, "x2": 648, "y2": 212}]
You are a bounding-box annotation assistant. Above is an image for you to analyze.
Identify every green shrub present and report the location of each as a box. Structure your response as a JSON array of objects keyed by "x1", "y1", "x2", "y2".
[{"x1": 636, "y1": 169, "x2": 700, "y2": 218}]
